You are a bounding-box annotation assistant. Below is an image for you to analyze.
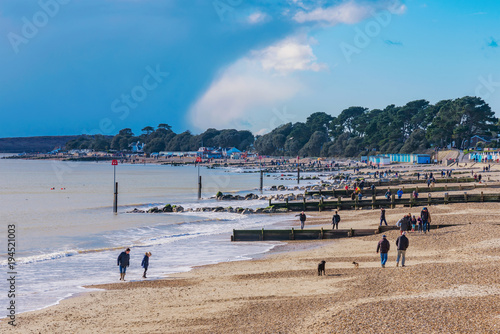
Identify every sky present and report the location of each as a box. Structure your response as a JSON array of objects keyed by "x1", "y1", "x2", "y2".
[{"x1": 0, "y1": 0, "x2": 499, "y2": 138}]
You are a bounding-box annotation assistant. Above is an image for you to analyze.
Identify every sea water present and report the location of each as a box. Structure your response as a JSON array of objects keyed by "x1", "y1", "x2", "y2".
[{"x1": 0, "y1": 157, "x2": 321, "y2": 315}]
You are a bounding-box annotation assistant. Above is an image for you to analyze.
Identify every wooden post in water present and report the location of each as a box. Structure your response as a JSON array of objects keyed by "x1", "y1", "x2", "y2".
[
  {"x1": 260, "y1": 169, "x2": 263, "y2": 193},
  {"x1": 113, "y1": 182, "x2": 118, "y2": 213},
  {"x1": 198, "y1": 176, "x2": 202, "y2": 200},
  {"x1": 297, "y1": 167, "x2": 300, "y2": 184}
]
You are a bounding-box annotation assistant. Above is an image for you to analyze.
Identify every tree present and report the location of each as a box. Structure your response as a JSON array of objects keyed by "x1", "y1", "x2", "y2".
[
  {"x1": 452, "y1": 96, "x2": 498, "y2": 149},
  {"x1": 399, "y1": 129, "x2": 428, "y2": 153},
  {"x1": 144, "y1": 138, "x2": 165, "y2": 153},
  {"x1": 141, "y1": 126, "x2": 155, "y2": 135},
  {"x1": 333, "y1": 106, "x2": 367, "y2": 136},
  {"x1": 118, "y1": 128, "x2": 134, "y2": 137},
  {"x1": 299, "y1": 131, "x2": 328, "y2": 157},
  {"x1": 157, "y1": 123, "x2": 172, "y2": 131},
  {"x1": 306, "y1": 112, "x2": 333, "y2": 135}
]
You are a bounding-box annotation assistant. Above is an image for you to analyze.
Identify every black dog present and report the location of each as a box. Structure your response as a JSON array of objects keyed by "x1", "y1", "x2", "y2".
[{"x1": 318, "y1": 260, "x2": 326, "y2": 276}]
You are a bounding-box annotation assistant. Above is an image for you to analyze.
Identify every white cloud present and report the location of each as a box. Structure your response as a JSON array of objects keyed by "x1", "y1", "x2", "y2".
[
  {"x1": 188, "y1": 59, "x2": 301, "y2": 131},
  {"x1": 252, "y1": 37, "x2": 327, "y2": 74},
  {"x1": 188, "y1": 37, "x2": 327, "y2": 131},
  {"x1": 247, "y1": 11, "x2": 269, "y2": 24},
  {"x1": 293, "y1": 0, "x2": 406, "y2": 26}
]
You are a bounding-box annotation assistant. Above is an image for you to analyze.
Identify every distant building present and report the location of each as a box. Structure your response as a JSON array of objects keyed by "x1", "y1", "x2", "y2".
[
  {"x1": 469, "y1": 135, "x2": 491, "y2": 147},
  {"x1": 382, "y1": 153, "x2": 431, "y2": 164},
  {"x1": 368, "y1": 155, "x2": 391, "y2": 166},
  {"x1": 129, "y1": 141, "x2": 144, "y2": 153}
]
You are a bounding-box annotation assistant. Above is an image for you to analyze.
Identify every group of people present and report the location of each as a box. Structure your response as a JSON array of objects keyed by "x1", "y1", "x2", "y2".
[
  {"x1": 296, "y1": 210, "x2": 341, "y2": 230},
  {"x1": 376, "y1": 232, "x2": 409, "y2": 267},
  {"x1": 117, "y1": 248, "x2": 152, "y2": 281},
  {"x1": 380, "y1": 207, "x2": 431, "y2": 234}
]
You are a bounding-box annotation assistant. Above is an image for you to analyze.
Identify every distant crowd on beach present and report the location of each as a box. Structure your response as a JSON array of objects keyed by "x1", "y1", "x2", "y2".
[{"x1": 294, "y1": 204, "x2": 433, "y2": 269}]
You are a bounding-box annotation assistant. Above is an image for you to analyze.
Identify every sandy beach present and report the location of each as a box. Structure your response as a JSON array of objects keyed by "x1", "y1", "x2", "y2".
[{"x1": 3, "y1": 196, "x2": 500, "y2": 333}]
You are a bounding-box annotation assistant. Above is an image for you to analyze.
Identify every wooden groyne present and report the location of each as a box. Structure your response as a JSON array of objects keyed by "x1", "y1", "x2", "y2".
[
  {"x1": 231, "y1": 224, "x2": 455, "y2": 241},
  {"x1": 269, "y1": 192, "x2": 500, "y2": 211},
  {"x1": 304, "y1": 182, "x2": 494, "y2": 198}
]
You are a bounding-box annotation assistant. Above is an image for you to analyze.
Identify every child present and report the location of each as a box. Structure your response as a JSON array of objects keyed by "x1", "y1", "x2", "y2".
[
  {"x1": 411, "y1": 215, "x2": 417, "y2": 232},
  {"x1": 141, "y1": 252, "x2": 152, "y2": 278},
  {"x1": 417, "y1": 217, "x2": 423, "y2": 233}
]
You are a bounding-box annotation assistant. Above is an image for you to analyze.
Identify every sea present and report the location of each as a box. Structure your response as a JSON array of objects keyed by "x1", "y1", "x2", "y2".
[{"x1": 0, "y1": 155, "x2": 324, "y2": 315}]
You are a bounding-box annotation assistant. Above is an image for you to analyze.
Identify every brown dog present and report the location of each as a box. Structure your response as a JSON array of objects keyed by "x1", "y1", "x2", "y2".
[
  {"x1": 352, "y1": 261, "x2": 359, "y2": 268},
  {"x1": 318, "y1": 261, "x2": 326, "y2": 276}
]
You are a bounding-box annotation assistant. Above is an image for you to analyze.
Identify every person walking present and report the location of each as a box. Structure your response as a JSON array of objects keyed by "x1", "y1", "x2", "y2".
[
  {"x1": 141, "y1": 252, "x2": 151, "y2": 278},
  {"x1": 420, "y1": 207, "x2": 431, "y2": 233},
  {"x1": 332, "y1": 211, "x2": 341, "y2": 230},
  {"x1": 376, "y1": 235, "x2": 390, "y2": 268},
  {"x1": 380, "y1": 207, "x2": 388, "y2": 226},
  {"x1": 296, "y1": 211, "x2": 306, "y2": 230},
  {"x1": 117, "y1": 248, "x2": 131, "y2": 281},
  {"x1": 397, "y1": 214, "x2": 411, "y2": 235},
  {"x1": 396, "y1": 232, "x2": 409, "y2": 267}
]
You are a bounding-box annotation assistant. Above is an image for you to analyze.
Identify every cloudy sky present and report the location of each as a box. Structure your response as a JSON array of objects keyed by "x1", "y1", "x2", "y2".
[{"x1": 1, "y1": 0, "x2": 499, "y2": 137}]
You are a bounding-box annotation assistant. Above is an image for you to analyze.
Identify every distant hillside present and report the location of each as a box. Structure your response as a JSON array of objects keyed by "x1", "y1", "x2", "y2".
[{"x1": 0, "y1": 136, "x2": 82, "y2": 153}]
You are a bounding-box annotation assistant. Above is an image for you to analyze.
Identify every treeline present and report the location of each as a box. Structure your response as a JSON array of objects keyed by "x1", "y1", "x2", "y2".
[
  {"x1": 255, "y1": 96, "x2": 498, "y2": 156},
  {"x1": 65, "y1": 96, "x2": 498, "y2": 157},
  {"x1": 0, "y1": 136, "x2": 84, "y2": 153},
  {"x1": 65, "y1": 124, "x2": 254, "y2": 154}
]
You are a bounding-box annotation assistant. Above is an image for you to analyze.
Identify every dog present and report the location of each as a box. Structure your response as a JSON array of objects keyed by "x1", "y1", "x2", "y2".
[
  {"x1": 352, "y1": 261, "x2": 359, "y2": 268},
  {"x1": 318, "y1": 260, "x2": 326, "y2": 276}
]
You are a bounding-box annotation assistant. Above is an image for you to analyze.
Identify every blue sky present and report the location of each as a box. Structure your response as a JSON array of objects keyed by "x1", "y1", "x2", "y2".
[{"x1": 1, "y1": 0, "x2": 499, "y2": 137}]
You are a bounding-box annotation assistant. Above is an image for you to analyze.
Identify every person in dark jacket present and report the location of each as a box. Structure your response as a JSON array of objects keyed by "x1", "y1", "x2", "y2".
[
  {"x1": 296, "y1": 211, "x2": 306, "y2": 230},
  {"x1": 398, "y1": 214, "x2": 411, "y2": 235},
  {"x1": 376, "y1": 235, "x2": 390, "y2": 268},
  {"x1": 332, "y1": 211, "x2": 341, "y2": 229},
  {"x1": 379, "y1": 207, "x2": 387, "y2": 226},
  {"x1": 420, "y1": 207, "x2": 431, "y2": 233},
  {"x1": 117, "y1": 248, "x2": 131, "y2": 281},
  {"x1": 141, "y1": 252, "x2": 152, "y2": 278},
  {"x1": 395, "y1": 232, "x2": 409, "y2": 267}
]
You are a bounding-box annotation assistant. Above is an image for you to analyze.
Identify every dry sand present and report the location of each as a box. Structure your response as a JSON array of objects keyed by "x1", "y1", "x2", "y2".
[{"x1": 2, "y1": 199, "x2": 500, "y2": 333}]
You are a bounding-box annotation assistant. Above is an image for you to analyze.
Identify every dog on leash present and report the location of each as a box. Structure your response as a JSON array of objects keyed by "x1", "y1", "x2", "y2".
[
  {"x1": 352, "y1": 261, "x2": 359, "y2": 268},
  {"x1": 318, "y1": 260, "x2": 326, "y2": 276}
]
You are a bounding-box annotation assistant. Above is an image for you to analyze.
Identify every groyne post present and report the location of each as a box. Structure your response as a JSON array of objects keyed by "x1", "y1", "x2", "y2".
[
  {"x1": 297, "y1": 167, "x2": 300, "y2": 184},
  {"x1": 113, "y1": 182, "x2": 118, "y2": 213},
  {"x1": 198, "y1": 176, "x2": 202, "y2": 200},
  {"x1": 260, "y1": 169, "x2": 263, "y2": 193}
]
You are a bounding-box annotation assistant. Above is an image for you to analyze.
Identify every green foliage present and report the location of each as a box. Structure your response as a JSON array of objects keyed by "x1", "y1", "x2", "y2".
[{"x1": 63, "y1": 96, "x2": 497, "y2": 157}]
